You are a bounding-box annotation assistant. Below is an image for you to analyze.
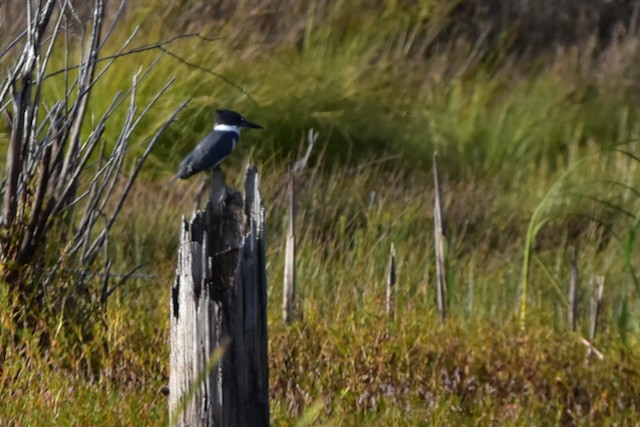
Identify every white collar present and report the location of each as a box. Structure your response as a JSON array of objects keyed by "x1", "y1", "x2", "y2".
[{"x1": 214, "y1": 124, "x2": 240, "y2": 133}]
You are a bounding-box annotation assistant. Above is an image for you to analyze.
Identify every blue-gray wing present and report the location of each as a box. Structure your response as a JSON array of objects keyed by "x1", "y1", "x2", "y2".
[{"x1": 176, "y1": 132, "x2": 237, "y2": 179}]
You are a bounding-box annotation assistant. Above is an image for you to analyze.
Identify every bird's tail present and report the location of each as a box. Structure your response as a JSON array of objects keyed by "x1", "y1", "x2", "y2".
[{"x1": 163, "y1": 175, "x2": 180, "y2": 189}]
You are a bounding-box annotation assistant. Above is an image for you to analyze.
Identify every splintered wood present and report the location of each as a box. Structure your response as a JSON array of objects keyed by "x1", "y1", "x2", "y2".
[{"x1": 169, "y1": 166, "x2": 269, "y2": 427}]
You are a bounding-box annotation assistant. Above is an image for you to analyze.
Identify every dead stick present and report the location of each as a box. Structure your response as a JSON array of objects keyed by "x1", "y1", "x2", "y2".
[
  {"x1": 433, "y1": 152, "x2": 447, "y2": 322},
  {"x1": 568, "y1": 246, "x2": 578, "y2": 331},
  {"x1": 386, "y1": 243, "x2": 396, "y2": 320},
  {"x1": 283, "y1": 165, "x2": 296, "y2": 324}
]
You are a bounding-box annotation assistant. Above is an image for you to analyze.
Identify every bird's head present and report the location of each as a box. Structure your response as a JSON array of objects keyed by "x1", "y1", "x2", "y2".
[{"x1": 215, "y1": 109, "x2": 263, "y2": 130}]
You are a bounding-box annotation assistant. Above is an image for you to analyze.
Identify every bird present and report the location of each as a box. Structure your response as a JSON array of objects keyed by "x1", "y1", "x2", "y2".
[{"x1": 169, "y1": 109, "x2": 262, "y2": 184}]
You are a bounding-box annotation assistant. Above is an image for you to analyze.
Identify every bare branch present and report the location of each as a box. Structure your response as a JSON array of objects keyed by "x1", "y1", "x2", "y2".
[
  {"x1": 0, "y1": 0, "x2": 196, "y2": 339},
  {"x1": 84, "y1": 95, "x2": 189, "y2": 263},
  {"x1": 156, "y1": 46, "x2": 258, "y2": 106},
  {"x1": 57, "y1": 0, "x2": 105, "y2": 200},
  {"x1": 45, "y1": 32, "x2": 226, "y2": 78},
  {"x1": 292, "y1": 128, "x2": 318, "y2": 175}
]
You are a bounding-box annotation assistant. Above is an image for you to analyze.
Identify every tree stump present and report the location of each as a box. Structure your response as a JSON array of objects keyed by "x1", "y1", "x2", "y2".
[{"x1": 169, "y1": 166, "x2": 269, "y2": 427}]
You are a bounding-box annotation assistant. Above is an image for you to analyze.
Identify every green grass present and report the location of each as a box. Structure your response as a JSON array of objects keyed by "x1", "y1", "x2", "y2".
[{"x1": 3, "y1": 0, "x2": 640, "y2": 425}]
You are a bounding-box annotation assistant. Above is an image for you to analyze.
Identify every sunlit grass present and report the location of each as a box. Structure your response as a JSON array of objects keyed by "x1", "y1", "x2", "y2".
[{"x1": 3, "y1": 149, "x2": 640, "y2": 424}]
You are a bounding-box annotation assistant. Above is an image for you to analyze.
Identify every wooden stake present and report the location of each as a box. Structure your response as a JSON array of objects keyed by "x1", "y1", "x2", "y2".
[
  {"x1": 386, "y1": 243, "x2": 396, "y2": 319},
  {"x1": 587, "y1": 275, "x2": 605, "y2": 362},
  {"x1": 568, "y1": 247, "x2": 578, "y2": 331},
  {"x1": 433, "y1": 152, "x2": 447, "y2": 322},
  {"x1": 283, "y1": 166, "x2": 296, "y2": 324}
]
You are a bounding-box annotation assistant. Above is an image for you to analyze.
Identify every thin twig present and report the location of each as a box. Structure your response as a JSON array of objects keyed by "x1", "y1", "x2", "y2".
[
  {"x1": 45, "y1": 32, "x2": 227, "y2": 76},
  {"x1": 157, "y1": 46, "x2": 258, "y2": 106},
  {"x1": 580, "y1": 336, "x2": 604, "y2": 361},
  {"x1": 84, "y1": 96, "x2": 189, "y2": 263}
]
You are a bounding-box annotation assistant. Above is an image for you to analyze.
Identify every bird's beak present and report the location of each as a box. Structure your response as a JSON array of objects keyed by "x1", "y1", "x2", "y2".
[{"x1": 242, "y1": 119, "x2": 263, "y2": 129}]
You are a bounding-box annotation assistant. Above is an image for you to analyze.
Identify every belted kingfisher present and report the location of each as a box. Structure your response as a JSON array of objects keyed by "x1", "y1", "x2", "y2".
[{"x1": 173, "y1": 109, "x2": 262, "y2": 181}]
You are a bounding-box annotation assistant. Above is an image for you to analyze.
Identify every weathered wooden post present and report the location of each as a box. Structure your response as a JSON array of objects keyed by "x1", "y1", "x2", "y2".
[
  {"x1": 587, "y1": 275, "x2": 605, "y2": 362},
  {"x1": 433, "y1": 152, "x2": 447, "y2": 322},
  {"x1": 568, "y1": 247, "x2": 578, "y2": 331},
  {"x1": 386, "y1": 243, "x2": 396, "y2": 320},
  {"x1": 169, "y1": 166, "x2": 269, "y2": 427},
  {"x1": 283, "y1": 165, "x2": 296, "y2": 324}
]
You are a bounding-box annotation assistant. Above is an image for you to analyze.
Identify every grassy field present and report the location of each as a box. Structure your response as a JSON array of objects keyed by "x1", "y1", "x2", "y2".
[{"x1": 2, "y1": 1, "x2": 640, "y2": 425}]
